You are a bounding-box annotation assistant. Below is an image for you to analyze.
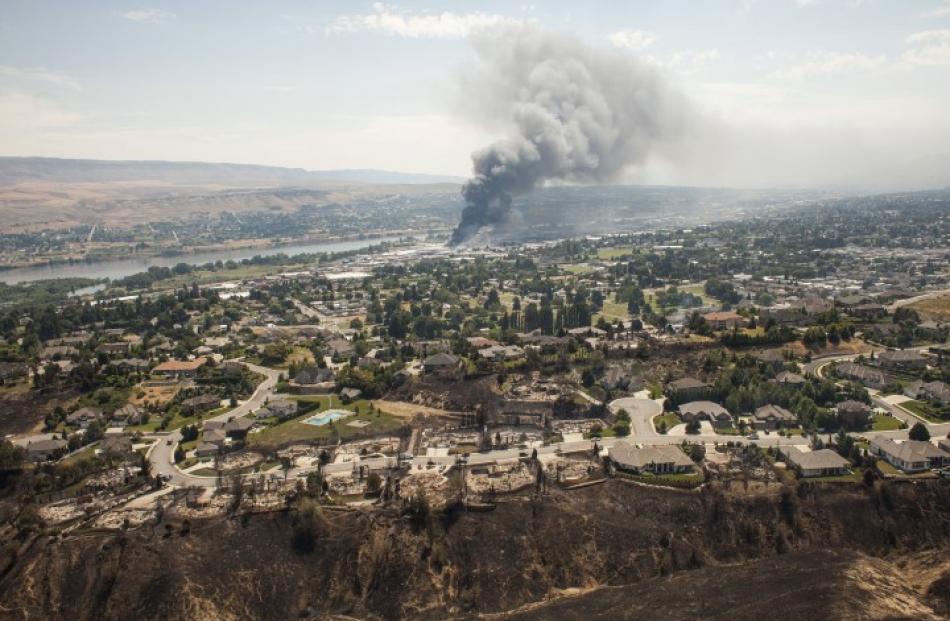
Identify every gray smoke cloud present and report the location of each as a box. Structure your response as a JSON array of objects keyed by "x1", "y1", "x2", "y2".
[{"x1": 450, "y1": 26, "x2": 691, "y2": 245}]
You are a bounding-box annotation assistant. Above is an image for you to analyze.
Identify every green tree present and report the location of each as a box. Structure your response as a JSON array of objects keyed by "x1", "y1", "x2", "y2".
[{"x1": 908, "y1": 422, "x2": 930, "y2": 441}]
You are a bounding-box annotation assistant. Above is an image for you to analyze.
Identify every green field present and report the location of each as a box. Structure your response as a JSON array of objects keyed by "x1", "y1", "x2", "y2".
[
  {"x1": 596, "y1": 246, "x2": 635, "y2": 260},
  {"x1": 247, "y1": 396, "x2": 404, "y2": 447},
  {"x1": 595, "y1": 300, "x2": 631, "y2": 323},
  {"x1": 871, "y1": 414, "x2": 905, "y2": 431}
]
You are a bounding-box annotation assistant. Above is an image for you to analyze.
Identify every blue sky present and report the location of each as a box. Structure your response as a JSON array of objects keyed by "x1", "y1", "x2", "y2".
[{"x1": 2, "y1": 1, "x2": 950, "y2": 187}]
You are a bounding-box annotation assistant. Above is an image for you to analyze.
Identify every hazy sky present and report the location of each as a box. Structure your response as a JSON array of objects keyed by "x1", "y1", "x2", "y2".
[{"x1": 2, "y1": 1, "x2": 950, "y2": 189}]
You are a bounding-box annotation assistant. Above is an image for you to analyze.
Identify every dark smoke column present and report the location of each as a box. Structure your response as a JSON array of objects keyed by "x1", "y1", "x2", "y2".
[{"x1": 448, "y1": 26, "x2": 689, "y2": 246}]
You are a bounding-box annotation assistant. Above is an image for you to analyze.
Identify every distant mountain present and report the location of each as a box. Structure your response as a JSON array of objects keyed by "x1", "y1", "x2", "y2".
[{"x1": 0, "y1": 157, "x2": 464, "y2": 186}]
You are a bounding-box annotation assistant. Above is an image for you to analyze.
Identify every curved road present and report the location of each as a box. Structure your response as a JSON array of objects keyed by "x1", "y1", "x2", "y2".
[{"x1": 146, "y1": 360, "x2": 282, "y2": 488}]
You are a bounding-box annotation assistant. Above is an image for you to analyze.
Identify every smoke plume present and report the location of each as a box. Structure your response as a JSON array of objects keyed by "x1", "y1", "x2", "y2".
[{"x1": 450, "y1": 27, "x2": 690, "y2": 246}]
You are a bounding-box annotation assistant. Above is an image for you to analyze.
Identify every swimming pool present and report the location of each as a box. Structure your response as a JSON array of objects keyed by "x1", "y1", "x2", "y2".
[{"x1": 303, "y1": 409, "x2": 353, "y2": 426}]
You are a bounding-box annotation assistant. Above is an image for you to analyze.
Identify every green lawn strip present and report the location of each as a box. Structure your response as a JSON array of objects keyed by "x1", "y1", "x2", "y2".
[
  {"x1": 871, "y1": 414, "x2": 904, "y2": 431},
  {"x1": 800, "y1": 470, "x2": 864, "y2": 483},
  {"x1": 616, "y1": 469, "x2": 705, "y2": 489},
  {"x1": 876, "y1": 460, "x2": 902, "y2": 476},
  {"x1": 898, "y1": 400, "x2": 946, "y2": 423}
]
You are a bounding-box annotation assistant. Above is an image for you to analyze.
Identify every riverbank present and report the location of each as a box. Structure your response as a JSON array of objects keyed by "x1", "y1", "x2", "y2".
[{"x1": 0, "y1": 234, "x2": 404, "y2": 285}]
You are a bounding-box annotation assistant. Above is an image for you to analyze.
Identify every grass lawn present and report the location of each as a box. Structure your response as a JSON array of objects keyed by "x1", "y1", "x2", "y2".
[
  {"x1": 871, "y1": 414, "x2": 905, "y2": 431},
  {"x1": 61, "y1": 445, "x2": 98, "y2": 465},
  {"x1": 876, "y1": 460, "x2": 902, "y2": 476},
  {"x1": 596, "y1": 300, "x2": 630, "y2": 322},
  {"x1": 679, "y1": 283, "x2": 716, "y2": 306},
  {"x1": 248, "y1": 396, "x2": 403, "y2": 448},
  {"x1": 190, "y1": 468, "x2": 219, "y2": 477},
  {"x1": 804, "y1": 470, "x2": 864, "y2": 483},
  {"x1": 618, "y1": 469, "x2": 705, "y2": 488},
  {"x1": 653, "y1": 413, "x2": 681, "y2": 432},
  {"x1": 596, "y1": 245, "x2": 635, "y2": 260},
  {"x1": 898, "y1": 400, "x2": 945, "y2": 423},
  {"x1": 562, "y1": 263, "x2": 595, "y2": 275}
]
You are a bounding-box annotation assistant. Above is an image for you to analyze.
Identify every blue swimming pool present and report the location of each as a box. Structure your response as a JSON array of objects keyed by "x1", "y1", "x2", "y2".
[{"x1": 303, "y1": 409, "x2": 352, "y2": 426}]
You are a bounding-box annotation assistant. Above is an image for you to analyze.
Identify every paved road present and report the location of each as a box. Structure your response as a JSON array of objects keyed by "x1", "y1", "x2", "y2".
[
  {"x1": 146, "y1": 360, "x2": 281, "y2": 488},
  {"x1": 608, "y1": 396, "x2": 662, "y2": 438}
]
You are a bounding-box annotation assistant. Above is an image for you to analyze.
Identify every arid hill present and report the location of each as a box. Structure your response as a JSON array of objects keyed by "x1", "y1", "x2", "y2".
[{"x1": 0, "y1": 479, "x2": 947, "y2": 620}]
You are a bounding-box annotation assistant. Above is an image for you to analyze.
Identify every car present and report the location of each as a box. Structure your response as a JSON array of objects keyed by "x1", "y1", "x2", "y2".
[
  {"x1": 747, "y1": 432, "x2": 759, "y2": 440},
  {"x1": 166, "y1": 439, "x2": 173, "y2": 446}
]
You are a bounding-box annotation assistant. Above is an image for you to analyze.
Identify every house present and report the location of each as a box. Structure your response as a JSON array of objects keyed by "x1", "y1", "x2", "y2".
[
  {"x1": 905, "y1": 380, "x2": 950, "y2": 404},
  {"x1": 467, "y1": 336, "x2": 500, "y2": 349},
  {"x1": 877, "y1": 350, "x2": 929, "y2": 371},
  {"x1": 754, "y1": 349, "x2": 789, "y2": 369},
  {"x1": 100, "y1": 434, "x2": 133, "y2": 456},
  {"x1": 289, "y1": 366, "x2": 335, "y2": 394},
  {"x1": 112, "y1": 403, "x2": 146, "y2": 426},
  {"x1": 66, "y1": 407, "x2": 104, "y2": 429},
  {"x1": 224, "y1": 416, "x2": 255, "y2": 439},
  {"x1": 257, "y1": 399, "x2": 298, "y2": 420},
  {"x1": 773, "y1": 371, "x2": 806, "y2": 386},
  {"x1": 761, "y1": 308, "x2": 809, "y2": 326},
  {"x1": 702, "y1": 311, "x2": 744, "y2": 330},
  {"x1": 40, "y1": 345, "x2": 78, "y2": 360},
  {"x1": 423, "y1": 352, "x2": 461, "y2": 374},
  {"x1": 753, "y1": 404, "x2": 798, "y2": 430},
  {"x1": 477, "y1": 344, "x2": 526, "y2": 362},
  {"x1": 326, "y1": 338, "x2": 355, "y2": 359},
  {"x1": 836, "y1": 400, "x2": 872, "y2": 430},
  {"x1": 609, "y1": 442, "x2": 694, "y2": 475},
  {"x1": 194, "y1": 441, "x2": 222, "y2": 458},
  {"x1": 679, "y1": 401, "x2": 734, "y2": 429},
  {"x1": 870, "y1": 437, "x2": 949, "y2": 472},
  {"x1": 801, "y1": 296, "x2": 834, "y2": 315},
  {"x1": 567, "y1": 326, "x2": 607, "y2": 338},
  {"x1": 835, "y1": 362, "x2": 887, "y2": 389},
  {"x1": 340, "y1": 387, "x2": 362, "y2": 402},
  {"x1": 850, "y1": 303, "x2": 886, "y2": 319},
  {"x1": 836, "y1": 294, "x2": 871, "y2": 311},
  {"x1": 665, "y1": 377, "x2": 712, "y2": 402},
  {"x1": 153, "y1": 357, "x2": 207, "y2": 378},
  {"x1": 0, "y1": 362, "x2": 29, "y2": 383},
  {"x1": 195, "y1": 428, "x2": 227, "y2": 456},
  {"x1": 96, "y1": 342, "x2": 131, "y2": 356},
  {"x1": 782, "y1": 447, "x2": 850, "y2": 477},
  {"x1": 25, "y1": 438, "x2": 68, "y2": 462},
  {"x1": 180, "y1": 393, "x2": 221, "y2": 415},
  {"x1": 116, "y1": 358, "x2": 150, "y2": 372},
  {"x1": 497, "y1": 400, "x2": 552, "y2": 427}
]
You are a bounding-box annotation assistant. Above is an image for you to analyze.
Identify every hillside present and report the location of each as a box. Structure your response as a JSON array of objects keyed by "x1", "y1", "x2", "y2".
[
  {"x1": 1, "y1": 479, "x2": 947, "y2": 620},
  {"x1": 0, "y1": 157, "x2": 463, "y2": 187}
]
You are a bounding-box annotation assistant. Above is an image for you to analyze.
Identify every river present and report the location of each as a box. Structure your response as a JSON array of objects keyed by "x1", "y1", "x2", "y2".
[{"x1": 0, "y1": 237, "x2": 400, "y2": 285}]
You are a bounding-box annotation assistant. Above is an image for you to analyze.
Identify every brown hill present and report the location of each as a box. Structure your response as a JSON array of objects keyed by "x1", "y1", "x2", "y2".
[{"x1": 0, "y1": 479, "x2": 947, "y2": 620}]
